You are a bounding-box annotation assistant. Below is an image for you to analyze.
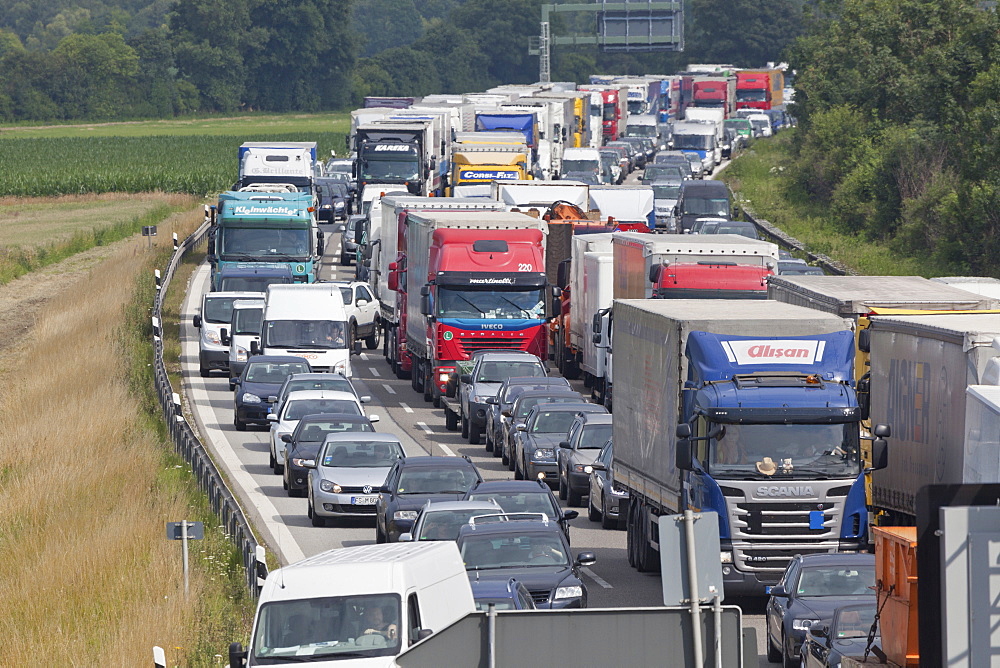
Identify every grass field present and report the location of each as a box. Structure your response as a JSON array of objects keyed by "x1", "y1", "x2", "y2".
[{"x1": 722, "y1": 133, "x2": 952, "y2": 277}]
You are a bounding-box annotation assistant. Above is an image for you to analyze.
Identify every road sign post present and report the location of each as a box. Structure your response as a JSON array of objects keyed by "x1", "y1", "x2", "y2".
[{"x1": 167, "y1": 520, "x2": 204, "y2": 597}]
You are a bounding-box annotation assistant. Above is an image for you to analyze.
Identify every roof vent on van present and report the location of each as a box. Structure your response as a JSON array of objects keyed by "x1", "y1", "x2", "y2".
[{"x1": 473, "y1": 240, "x2": 509, "y2": 253}]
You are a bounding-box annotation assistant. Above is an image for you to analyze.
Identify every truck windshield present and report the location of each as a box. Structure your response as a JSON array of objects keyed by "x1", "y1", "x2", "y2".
[
  {"x1": 265, "y1": 320, "x2": 348, "y2": 349},
  {"x1": 219, "y1": 227, "x2": 311, "y2": 260},
  {"x1": 562, "y1": 159, "x2": 600, "y2": 173},
  {"x1": 360, "y1": 146, "x2": 420, "y2": 181},
  {"x1": 707, "y1": 422, "x2": 862, "y2": 478},
  {"x1": 437, "y1": 287, "x2": 545, "y2": 320},
  {"x1": 602, "y1": 103, "x2": 616, "y2": 121},
  {"x1": 673, "y1": 134, "x2": 714, "y2": 151},
  {"x1": 683, "y1": 197, "x2": 730, "y2": 216},
  {"x1": 626, "y1": 126, "x2": 658, "y2": 137},
  {"x1": 693, "y1": 100, "x2": 725, "y2": 108},
  {"x1": 627, "y1": 101, "x2": 644, "y2": 114},
  {"x1": 233, "y1": 307, "x2": 263, "y2": 335},
  {"x1": 252, "y1": 594, "x2": 402, "y2": 661},
  {"x1": 736, "y1": 90, "x2": 768, "y2": 102}
]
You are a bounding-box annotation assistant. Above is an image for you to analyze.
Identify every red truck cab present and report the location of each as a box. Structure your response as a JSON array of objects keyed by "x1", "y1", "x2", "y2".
[
  {"x1": 736, "y1": 72, "x2": 771, "y2": 110},
  {"x1": 650, "y1": 261, "x2": 773, "y2": 299}
]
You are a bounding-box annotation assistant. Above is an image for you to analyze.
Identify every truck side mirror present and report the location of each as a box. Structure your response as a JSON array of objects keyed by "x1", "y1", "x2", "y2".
[
  {"x1": 676, "y1": 424, "x2": 692, "y2": 439},
  {"x1": 858, "y1": 328, "x2": 871, "y2": 353},
  {"x1": 675, "y1": 438, "x2": 693, "y2": 471},
  {"x1": 592, "y1": 313, "x2": 602, "y2": 334},
  {"x1": 874, "y1": 423, "x2": 891, "y2": 438},
  {"x1": 592, "y1": 332, "x2": 602, "y2": 345},
  {"x1": 250, "y1": 340, "x2": 260, "y2": 356},
  {"x1": 648, "y1": 264, "x2": 661, "y2": 284},
  {"x1": 556, "y1": 259, "x2": 570, "y2": 288},
  {"x1": 420, "y1": 294, "x2": 431, "y2": 316},
  {"x1": 220, "y1": 328, "x2": 230, "y2": 346},
  {"x1": 229, "y1": 642, "x2": 247, "y2": 668},
  {"x1": 355, "y1": 223, "x2": 365, "y2": 245},
  {"x1": 388, "y1": 269, "x2": 398, "y2": 292},
  {"x1": 871, "y1": 438, "x2": 888, "y2": 470}
]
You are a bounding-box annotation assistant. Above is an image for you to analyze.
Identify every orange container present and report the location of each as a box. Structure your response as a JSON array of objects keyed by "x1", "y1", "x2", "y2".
[{"x1": 873, "y1": 526, "x2": 919, "y2": 667}]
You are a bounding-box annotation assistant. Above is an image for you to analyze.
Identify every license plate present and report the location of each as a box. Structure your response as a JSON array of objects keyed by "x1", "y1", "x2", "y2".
[{"x1": 351, "y1": 496, "x2": 378, "y2": 505}]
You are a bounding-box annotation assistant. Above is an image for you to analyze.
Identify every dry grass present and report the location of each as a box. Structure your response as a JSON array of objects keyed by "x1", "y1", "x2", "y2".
[{"x1": 0, "y1": 207, "x2": 249, "y2": 665}]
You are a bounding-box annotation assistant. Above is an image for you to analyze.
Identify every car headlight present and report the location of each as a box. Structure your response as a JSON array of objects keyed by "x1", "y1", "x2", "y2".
[
  {"x1": 235, "y1": 347, "x2": 248, "y2": 362},
  {"x1": 291, "y1": 458, "x2": 315, "y2": 468},
  {"x1": 335, "y1": 202, "x2": 345, "y2": 210},
  {"x1": 532, "y1": 448, "x2": 554, "y2": 461},
  {"x1": 206, "y1": 329, "x2": 221, "y2": 345},
  {"x1": 572, "y1": 464, "x2": 589, "y2": 473},
  {"x1": 554, "y1": 586, "x2": 582, "y2": 600},
  {"x1": 792, "y1": 618, "x2": 820, "y2": 631},
  {"x1": 720, "y1": 551, "x2": 733, "y2": 564},
  {"x1": 241, "y1": 393, "x2": 262, "y2": 404},
  {"x1": 394, "y1": 510, "x2": 418, "y2": 521},
  {"x1": 319, "y1": 480, "x2": 342, "y2": 493},
  {"x1": 321, "y1": 204, "x2": 332, "y2": 209}
]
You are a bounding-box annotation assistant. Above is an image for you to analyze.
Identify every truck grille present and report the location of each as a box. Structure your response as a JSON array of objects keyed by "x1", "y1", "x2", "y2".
[
  {"x1": 732, "y1": 502, "x2": 837, "y2": 538},
  {"x1": 737, "y1": 547, "x2": 832, "y2": 574},
  {"x1": 456, "y1": 337, "x2": 528, "y2": 354}
]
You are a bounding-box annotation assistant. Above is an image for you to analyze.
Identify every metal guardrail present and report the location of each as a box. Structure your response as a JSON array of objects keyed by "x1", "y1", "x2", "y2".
[
  {"x1": 732, "y1": 193, "x2": 856, "y2": 276},
  {"x1": 151, "y1": 213, "x2": 266, "y2": 596}
]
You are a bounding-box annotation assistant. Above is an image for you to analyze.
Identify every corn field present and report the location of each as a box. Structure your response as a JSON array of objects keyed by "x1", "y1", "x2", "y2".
[{"x1": 0, "y1": 133, "x2": 345, "y2": 196}]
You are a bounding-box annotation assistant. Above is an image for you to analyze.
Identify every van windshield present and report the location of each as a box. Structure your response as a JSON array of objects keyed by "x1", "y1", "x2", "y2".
[
  {"x1": 266, "y1": 320, "x2": 348, "y2": 349},
  {"x1": 683, "y1": 197, "x2": 730, "y2": 217},
  {"x1": 233, "y1": 307, "x2": 263, "y2": 335},
  {"x1": 252, "y1": 594, "x2": 402, "y2": 661},
  {"x1": 203, "y1": 297, "x2": 240, "y2": 324},
  {"x1": 673, "y1": 134, "x2": 714, "y2": 150}
]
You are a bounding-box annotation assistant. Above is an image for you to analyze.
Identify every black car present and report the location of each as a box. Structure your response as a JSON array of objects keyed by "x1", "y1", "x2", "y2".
[
  {"x1": 375, "y1": 456, "x2": 483, "y2": 543},
  {"x1": 456, "y1": 518, "x2": 595, "y2": 609},
  {"x1": 587, "y1": 438, "x2": 627, "y2": 530},
  {"x1": 512, "y1": 404, "x2": 608, "y2": 485},
  {"x1": 231, "y1": 355, "x2": 312, "y2": 430},
  {"x1": 281, "y1": 413, "x2": 378, "y2": 496},
  {"x1": 484, "y1": 376, "x2": 572, "y2": 454},
  {"x1": 314, "y1": 178, "x2": 350, "y2": 223},
  {"x1": 500, "y1": 390, "x2": 586, "y2": 469},
  {"x1": 464, "y1": 479, "x2": 578, "y2": 541},
  {"x1": 557, "y1": 412, "x2": 613, "y2": 506},
  {"x1": 766, "y1": 553, "x2": 876, "y2": 667},
  {"x1": 641, "y1": 164, "x2": 688, "y2": 185},
  {"x1": 801, "y1": 603, "x2": 879, "y2": 668}
]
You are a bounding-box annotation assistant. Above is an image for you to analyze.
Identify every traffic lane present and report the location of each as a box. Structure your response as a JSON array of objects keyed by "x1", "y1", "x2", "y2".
[{"x1": 181, "y1": 264, "x2": 433, "y2": 564}]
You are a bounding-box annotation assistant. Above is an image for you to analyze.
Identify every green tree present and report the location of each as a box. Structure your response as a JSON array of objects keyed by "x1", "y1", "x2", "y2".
[
  {"x1": 51, "y1": 32, "x2": 139, "y2": 118},
  {"x1": 450, "y1": 0, "x2": 541, "y2": 85},
  {"x1": 352, "y1": 0, "x2": 423, "y2": 58},
  {"x1": 686, "y1": 0, "x2": 803, "y2": 67},
  {"x1": 372, "y1": 46, "x2": 441, "y2": 96}
]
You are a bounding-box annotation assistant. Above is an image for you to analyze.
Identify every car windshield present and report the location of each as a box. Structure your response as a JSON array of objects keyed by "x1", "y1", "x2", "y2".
[
  {"x1": 284, "y1": 378, "x2": 354, "y2": 397},
  {"x1": 203, "y1": 296, "x2": 240, "y2": 324},
  {"x1": 797, "y1": 565, "x2": 876, "y2": 597},
  {"x1": 219, "y1": 227, "x2": 311, "y2": 260},
  {"x1": 265, "y1": 320, "x2": 347, "y2": 349},
  {"x1": 417, "y1": 508, "x2": 501, "y2": 540},
  {"x1": 626, "y1": 125, "x2": 657, "y2": 137},
  {"x1": 683, "y1": 196, "x2": 730, "y2": 216},
  {"x1": 245, "y1": 361, "x2": 311, "y2": 383},
  {"x1": 714, "y1": 224, "x2": 757, "y2": 238},
  {"x1": 515, "y1": 396, "x2": 581, "y2": 419},
  {"x1": 436, "y1": 287, "x2": 546, "y2": 320},
  {"x1": 467, "y1": 492, "x2": 556, "y2": 519},
  {"x1": 396, "y1": 468, "x2": 479, "y2": 494},
  {"x1": 834, "y1": 607, "x2": 878, "y2": 638},
  {"x1": 562, "y1": 159, "x2": 600, "y2": 173},
  {"x1": 219, "y1": 276, "x2": 290, "y2": 292},
  {"x1": 708, "y1": 422, "x2": 862, "y2": 478},
  {"x1": 233, "y1": 307, "x2": 263, "y2": 335},
  {"x1": 645, "y1": 166, "x2": 685, "y2": 181},
  {"x1": 578, "y1": 424, "x2": 612, "y2": 449},
  {"x1": 461, "y1": 533, "x2": 569, "y2": 569},
  {"x1": 284, "y1": 399, "x2": 360, "y2": 421},
  {"x1": 673, "y1": 134, "x2": 713, "y2": 150},
  {"x1": 252, "y1": 594, "x2": 402, "y2": 660},
  {"x1": 295, "y1": 419, "x2": 375, "y2": 443},
  {"x1": 320, "y1": 440, "x2": 403, "y2": 468},
  {"x1": 476, "y1": 361, "x2": 545, "y2": 383},
  {"x1": 530, "y1": 410, "x2": 580, "y2": 434},
  {"x1": 652, "y1": 184, "x2": 680, "y2": 199}
]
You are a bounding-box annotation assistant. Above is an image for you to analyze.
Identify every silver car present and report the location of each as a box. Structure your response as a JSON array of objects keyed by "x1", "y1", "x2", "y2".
[
  {"x1": 271, "y1": 372, "x2": 367, "y2": 413},
  {"x1": 307, "y1": 433, "x2": 405, "y2": 527},
  {"x1": 398, "y1": 500, "x2": 502, "y2": 542}
]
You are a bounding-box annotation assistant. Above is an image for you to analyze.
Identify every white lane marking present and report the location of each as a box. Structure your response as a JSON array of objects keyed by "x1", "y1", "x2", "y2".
[
  {"x1": 416, "y1": 422, "x2": 433, "y2": 434},
  {"x1": 359, "y1": 352, "x2": 369, "y2": 361},
  {"x1": 382, "y1": 383, "x2": 396, "y2": 395},
  {"x1": 369, "y1": 367, "x2": 380, "y2": 377},
  {"x1": 437, "y1": 443, "x2": 455, "y2": 457},
  {"x1": 399, "y1": 402, "x2": 414, "y2": 414},
  {"x1": 581, "y1": 567, "x2": 613, "y2": 589}
]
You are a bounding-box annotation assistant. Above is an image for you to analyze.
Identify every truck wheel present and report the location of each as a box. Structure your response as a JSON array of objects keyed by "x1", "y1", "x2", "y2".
[
  {"x1": 582, "y1": 372, "x2": 593, "y2": 389},
  {"x1": 461, "y1": 413, "x2": 469, "y2": 439},
  {"x1": 468, "y1": 421, "x2": 481, "y2": 445},
  {"x1": 567, "y1": 487, "x2": 583, "y2": 507},
  {"x1": 635, "y1": 507, "x2": 660, "y2": 573},
  {"x1": 445, "y1": 408, "x2": 459, "y2": 431},
  {"x1": 365, "y1": 322, "x2": 380, "y2": 350}
]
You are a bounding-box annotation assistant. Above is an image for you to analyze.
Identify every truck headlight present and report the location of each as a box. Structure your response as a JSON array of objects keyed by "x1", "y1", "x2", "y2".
[
  {"x1": 206, "y1": 329, "x2": 221, "y2": 345},
  {"x1": 394, "y1": 510, "x2": 418, "y2": 521},
  {"x1": 242, "y1": 393, "x2": 262, "y2": 404},
  {"x1": 235, "y1": 347, "x2": 248, "y2": 362},
  {"x1": 792, "y1": 618, "x2": 820, "y2": 631},
  {"x1": 720, "y1": 551, "x2": 733, "y2": 564},
  {"x1": 320, "y1": 480, "x2": 342, "y2": 493},
  {"x1": 533, "y1": 448, "x2": 554, "y2": 461},
  {"x1": 554, "y1": 586, "x2": 582, "y2": 600}
]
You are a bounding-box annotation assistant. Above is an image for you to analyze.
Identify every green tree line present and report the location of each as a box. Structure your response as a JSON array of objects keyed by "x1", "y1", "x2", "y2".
[
  {"x1": 0, "y1": 0, "x2": 801, "y2": 122},
  {"x1": 787, "y1": 0, "x2": 1000, "y2": 274}
]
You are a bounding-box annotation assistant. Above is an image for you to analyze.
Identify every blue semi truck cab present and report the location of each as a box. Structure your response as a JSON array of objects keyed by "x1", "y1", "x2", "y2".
[
  {"x1": 209, "y1": 191, "x2": 321, "y2": 287},
  {"x1": 610, "y1": 300, "x2": 889, "y2": 595}
]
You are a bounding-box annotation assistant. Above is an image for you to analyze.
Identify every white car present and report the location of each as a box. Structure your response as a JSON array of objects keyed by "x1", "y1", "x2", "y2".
[
  {"x1": 267, "y1": 389, "x2": 378, "y2": 474},
  {"x1": 333, "y1": 281, "x2": 381, "y2": 350},
  {"x1": 270, "y1": 372, "x2": 368, "y2": 415}
]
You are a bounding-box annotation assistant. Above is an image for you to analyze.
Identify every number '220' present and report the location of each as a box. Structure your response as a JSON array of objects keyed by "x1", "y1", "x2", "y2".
[{"x1": 517, "y1": 263, "x2": 533, "y2": 272}]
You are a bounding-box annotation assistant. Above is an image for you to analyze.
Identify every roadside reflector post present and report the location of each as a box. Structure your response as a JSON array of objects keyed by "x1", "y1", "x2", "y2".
[{"x1": 153, "y1": 645, "x2": 166, "y2": 668}]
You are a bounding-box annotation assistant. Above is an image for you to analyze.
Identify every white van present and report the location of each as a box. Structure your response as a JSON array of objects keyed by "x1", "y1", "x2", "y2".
[
  {"x1": 230, "y1": 542, "x2": 475, "y2": 667},
  {"x1": 224, "y1": 297, "x2": 265, "y2": 378},
  {"x1": 193, "y1": 290, "x2": 264, "y2": 377},
  {"x1": 261, "y1": 284, "x2": 357, "y2": 376},
  {"x1": 560, "y1": 147, "x2": 604, "y2": 182}
]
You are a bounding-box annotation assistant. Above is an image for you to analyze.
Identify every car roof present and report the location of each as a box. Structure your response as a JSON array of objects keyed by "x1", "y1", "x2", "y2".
[
  {"x1": 681, "y1": 180, "x2": 728, "y2": 192},
  {"x1": 299, "y1": 412, "x2": 370, "y2": 423},
  {"x1": 284, "y1": 372, "x2": 350, "y2": 382},
  {"x1": 398, "y1": 455, "x2": 477, "y2": 469},
  {"x1": 528, "y1": 403, "x2": 604, "y2": 414},
  {"x1": 320, "y1": 432, "x2": 401, "y2": 444},
  {"x1": 575, "y1": 412, "x2": 613, "y2": 425},
  {"x1": 512, "y1": 390, "x2": 583, "y2": 405},
  {"x1": 796, "y1": 553, "x2": 876, "y2": 567},
  {"x1": 457, "y1": 519, "x2": 559, "y2": 539},
  {"x1": 467, "y1": 480, "x2": 552, "y2": 495},
  {"x1": 205, "y1": 291, "x2": 266, "y2": 299},
  {"x1": 421, "y1": 500, "x2": 501, "y2": 512},
  {"x1": 283, "y1": 389, "x2": 359, "y2": 402},
  {"x1": 502, "y1": 376, "x2": 567, "y2": 386},
  {"x1": 474, "y1": 352, "x2": 543, "y2": 362}
]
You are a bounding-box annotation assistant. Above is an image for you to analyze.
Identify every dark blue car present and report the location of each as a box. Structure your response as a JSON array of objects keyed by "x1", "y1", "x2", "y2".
[
  {"x1": 231, "y1": 355, "x2": 311, "y2": 430},
  {"x1": 470, "y1": 578, "x2": 536, "y2": 611}
]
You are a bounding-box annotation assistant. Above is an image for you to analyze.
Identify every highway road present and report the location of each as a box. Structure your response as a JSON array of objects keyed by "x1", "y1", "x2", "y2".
[{"x1": 179, "y1": 162, "x2": 778, "y2": 666}]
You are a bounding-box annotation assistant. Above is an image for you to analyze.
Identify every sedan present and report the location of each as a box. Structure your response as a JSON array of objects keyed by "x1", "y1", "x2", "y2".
[
  {"x1": 801, "y1": 603, "x2": 879, "y2": 668},
  {"x1": 512, "y1": 404, "x2": 608, "y2": 484},
  {"x1": 231, "y1": 355, "x2": 312, "y2": 431},
  {"x1": 587, "y1": 438, "x2": 627, "y2": 530},
  {"x1": 282, "y1": 413, "x2": 378, "y2": 496},
  {"x1": 500, "y1": 390, "x2": 586, "y2": 469},
  {"x1": 398, "y1": 500, "x2": 502, "y2": 542},
  {"x1": 457, "y1": 519, "x2": 595, "y2": 609},
  {"x1": 375, "y1": 456, "x2": 483, "y2": 543},
  {"x1": 267, "y1": 390, "x2": 375, "y2": 474},
  {"x1": 556, "y1": 412, "x2": 613, "y2": 506},
  {"x1": 484, "y1": 376, "x2": 571, "y2": 454},
  {"x1": 465, "y1": 479, "x2": 578, "y2": 541},
  {"x1": 306, "y1": 432, "x2": 404, "y2": 527},
  {"x1": 272, "y1": 372, "x2": 365, "y2": 413},
  {"x1": 766, "y1": 553, "x2": 876, "y2": 667}
]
